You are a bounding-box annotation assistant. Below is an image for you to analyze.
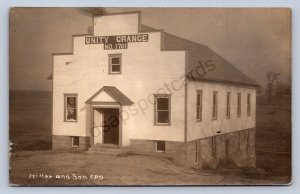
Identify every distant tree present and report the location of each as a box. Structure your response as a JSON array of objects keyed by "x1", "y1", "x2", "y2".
[
  {"x1": 275, "y1": 81, "x2": 291, "y2": 98},
  {"x1": 256, "y1": 85, "x2": 264, "y2": 96},
  {"x1": 266, "y1": 71, "x2": 280, "y2": 103}
]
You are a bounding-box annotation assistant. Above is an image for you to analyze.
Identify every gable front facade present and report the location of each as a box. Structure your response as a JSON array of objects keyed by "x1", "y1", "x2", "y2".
[{"x1": 51, "y1": 12, "x2": 257, "y2": 169}]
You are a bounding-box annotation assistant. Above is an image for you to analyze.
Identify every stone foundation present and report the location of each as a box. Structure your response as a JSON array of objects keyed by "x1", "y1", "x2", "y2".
[
  {"x1": 129, "y1": 139, "x2": 186, "y2": 164},
  {"x1": 187, "y1": 128, "x2": 256, "y2": 169},
  {"x1": 52, "y1": 135, "x2": 90, "y2": 150},
  {"x1": 52, "y1": 128, "x2": 256, "y2": 169},
  {"x1": 129, "y1": 128, "x2": 256, "y2": 169}
]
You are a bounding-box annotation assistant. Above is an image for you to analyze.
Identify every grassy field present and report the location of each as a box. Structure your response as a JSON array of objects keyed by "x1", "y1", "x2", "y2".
[
  {"x1": 9, "y1": 91, "x2": 291, "y2": 185},
  {"x1": 256, "y1": 96, "x2": 291, "y2": 178},
  {"x1": 9, "y1": 90, "x2": 52, "y2": 151}
]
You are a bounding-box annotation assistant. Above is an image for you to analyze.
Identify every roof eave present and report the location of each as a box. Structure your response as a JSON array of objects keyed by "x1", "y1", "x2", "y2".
[{"x1": 191, "y1": 77, "x2": 260, "y2": 88}]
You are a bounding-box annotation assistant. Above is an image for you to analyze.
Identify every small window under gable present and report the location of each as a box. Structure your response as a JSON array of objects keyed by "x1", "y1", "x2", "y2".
[{"x1": 109, "y1": 54, "x2": 122, "y2": 74}]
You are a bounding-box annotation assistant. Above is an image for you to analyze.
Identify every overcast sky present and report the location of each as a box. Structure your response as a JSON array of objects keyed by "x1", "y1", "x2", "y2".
[{"x1": 9, "y1": 8, "x2": 291, "y2": 91}]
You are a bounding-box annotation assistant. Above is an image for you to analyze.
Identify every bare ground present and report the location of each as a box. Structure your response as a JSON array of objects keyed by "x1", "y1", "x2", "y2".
[
  {"x1": 10, "y1": 150, "x2": 224, "y2": 185},
  {"x1": 9, "y1": 150, "x2": 290, "y2": 185}
]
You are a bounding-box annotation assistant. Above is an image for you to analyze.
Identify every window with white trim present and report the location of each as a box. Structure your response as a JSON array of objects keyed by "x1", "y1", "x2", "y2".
[
  {"x1": 237, "y1": 93, "x2": 242, "y2": 118},
  {"x1": 196, "y1": 90, "x2": 202, "y2": 121},
  {"x1": 109, "y1": 54, "x2": 121, "y2": 74},
  {"x1": 247, "y1": 93, "x2": 251, "y2": 117},
  {"x1": 72, "y1": 136, "x2": 79, "y2": 147},
  {"x1": 156, "y1": 141, "x2": 165, "y2": 152},
  {"x1": 64, "y1": 94, "x2": 77, "y2": 122},
  {"x1": 212, "y1": 91, "x2": 218, "y2": 120},
  {"x1": 154, "y1": 94, "x2": 171, "y2": 125},
  {"x1": 226, "y1": 92, "x2": 231, "y2": 119}
]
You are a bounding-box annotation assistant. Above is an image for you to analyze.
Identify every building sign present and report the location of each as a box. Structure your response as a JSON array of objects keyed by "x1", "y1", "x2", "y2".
[{"x1": 85, "y1": 34, "x2": 149, "y2": 50}]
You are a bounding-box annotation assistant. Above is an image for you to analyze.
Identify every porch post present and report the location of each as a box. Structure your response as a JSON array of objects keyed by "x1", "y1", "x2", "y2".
[
  {"x1": 118, "y1": 106, "x2": 123, "y2": 147},
  {"x1": 93, "y1": 108, "x2": 103, "y2": 145}
]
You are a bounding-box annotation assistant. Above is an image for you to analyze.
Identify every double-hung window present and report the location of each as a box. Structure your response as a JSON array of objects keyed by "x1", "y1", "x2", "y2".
[
  {"x1": 109, "y1": 54, "x2": 122, "y2": 74},
  {"x1": 212, "y1": 91, "x2": 218, "y2": 120},
  {"x1": 247, "y1": 93, "x2": 251, "y2": 117},
  {"x1": 154, "y1": 94, "x2": 171, "y2": 125},
  {"x1": 64, "y1": 94, "x2": 77, "y2": 122},
  {"x1": 196, "y1": 90, "x2": 203, "y2": 121},
  {"x1": 226, "y1": 92, "x2": 231, "y2": 119},
  {"x1": 237, "y1": 93, "x2": 242, "y2": 118}
]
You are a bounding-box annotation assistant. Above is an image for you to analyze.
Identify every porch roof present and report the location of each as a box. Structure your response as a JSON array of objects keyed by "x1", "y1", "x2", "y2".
[{"x1": 85, "y1": 86, "x2": 134, "y2": 105}]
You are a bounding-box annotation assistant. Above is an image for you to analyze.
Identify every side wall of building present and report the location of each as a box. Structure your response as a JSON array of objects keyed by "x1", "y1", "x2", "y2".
[{"x1": 187, "y1": 81, "x2": 256, "y2": 141}]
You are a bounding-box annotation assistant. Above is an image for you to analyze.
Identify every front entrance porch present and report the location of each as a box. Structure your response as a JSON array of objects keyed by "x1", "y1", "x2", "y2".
[
  {"x1": 85, "y1": 86, "x2": 134, "y2": 150},
  {"x1": 93, "y1": 108, "x2": 120, "y2": 146}
]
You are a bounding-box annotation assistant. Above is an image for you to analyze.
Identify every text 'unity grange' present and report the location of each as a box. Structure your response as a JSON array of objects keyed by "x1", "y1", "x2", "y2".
[{"x1": 85, "y1": 34, "x2": 148, "y2": 50}]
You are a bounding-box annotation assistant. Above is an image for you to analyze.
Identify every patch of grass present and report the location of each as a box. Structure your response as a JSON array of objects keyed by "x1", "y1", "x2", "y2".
[
  {"x1": 9, "y1": 90, "x2": 52, "y2": 152},
  {"x1": 255, "y1": 96, "x2": 291, "y2": 179}
]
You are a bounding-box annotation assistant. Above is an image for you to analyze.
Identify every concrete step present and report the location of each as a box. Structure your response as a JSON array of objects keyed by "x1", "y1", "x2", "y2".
[
  {"x1": 94, "y1": 143, "x2": 119, "y2": 148},
  {"x1": 88, "y1": 147, "x2": 121, "y2": 153},
  {"x1": 87, "y1": 150, "x2": 122, "y2": 155},
  {"x1": 88, "y1": 144, "x2": 122, "y2": 155}
]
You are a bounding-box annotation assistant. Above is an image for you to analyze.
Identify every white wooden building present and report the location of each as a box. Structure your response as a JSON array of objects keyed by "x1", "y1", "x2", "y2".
[{"x1": 50, "y1": 12, "x2": 258, "y2": 168}]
